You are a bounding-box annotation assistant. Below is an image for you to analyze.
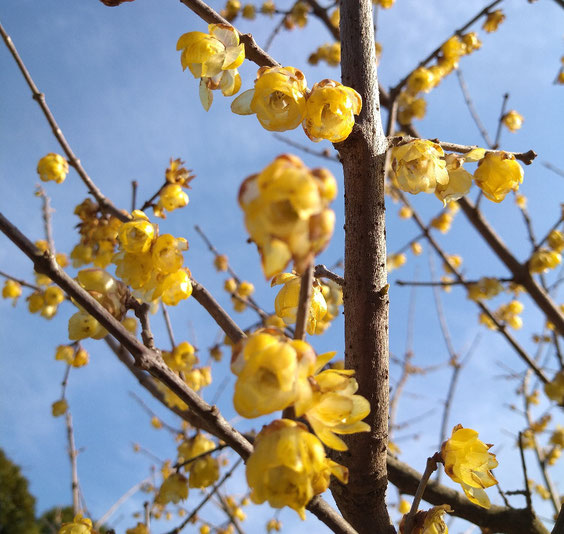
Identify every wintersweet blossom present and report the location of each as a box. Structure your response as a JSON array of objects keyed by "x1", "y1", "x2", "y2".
[
  {"x1": 230, "y1": 328, "x2": 316, "y2": 418},
  {"x1": 473, "y1": 152, "x2": 524, "y2": 203},
  {"x1": 441, "y1": 425, "x2": 498, "y2": 508},
  {"x1": 272, "y1": 272, "x2": 327, "y2": 335},
  {"x1": 502, "y1": 110, "x2": 524, "y2": 132},
  {"x1": 399, "y1": 505, "x2": 452, "y2": 534},
  {"x1": 177, "y1": 24, "x2": 244, "y2": 110},
  {"x1": 231, "y1": 66, "x2": 308, "y2": 131},
  {"x1": 302, "y1": 79, "x2": 362, "y2": 143},
  {"x1": 37, "y1": 153, "x2": 68, "y2": 184},
  {"x1": 238, "y1": 155, "x2": 337, "y2": 277},
  {"x1": 246, "y1": 419, "x2": 348, "y2": 519},
  {"x1": 59, "y1": 513, "x2": 94, "y2": 534},
  {"x1": 390, "y1": 139, "x2": 448, "y2": 195}
]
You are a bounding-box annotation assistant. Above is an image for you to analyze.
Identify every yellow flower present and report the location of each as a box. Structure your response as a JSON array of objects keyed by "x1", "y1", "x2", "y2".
[
  {"x1": 544, "y1": 370, "x2": 564, "y2": 404},
  {"x1": 529, "y1": 248, "x2": 561, "y2": 274},
  {"x1": 304, "y1": 354, "x2": 370, "y2": 451},
  {"x1": 375, "y1": 0, "x2": 395, "y2": 8},
  {"x1": 59, "y1": 513, "x2": 93, "y2": 534},
  {"x1": 151, "y1": 416, "x2": 163, "y2": 429},
  {"x1": 503, "y1": 110, "x2": 524, "y2": 132},
  {"x1": 155, "y1": 472, "x2": 189, "y2": 505},
  {"x1": 548, "y1": 230, "x2": 564, "y2": 253},
  {"x1": 261, "y1": 1, "x2": 276, "y2": 15},
  {"x1": 231, "y1": 328, "x2": 316, "y2": 418},
  {"x1": 398, "y1": 498, "x2": 411, "y2": 515},
  {"x1": 550, "y1": 426, "x2": 564, "y2": 447},
  {"x1": 483, "y1": 10, "x2": 505, "y2": 33},
  {"x1": 440, "y1": 425, "x2": 498, "y2": 508},
  {"x1": 69, "y1": 347, "x2": 88, "y2": 367},
  {"x1": 441, "y1": 35, "x2": 465, "y2": 64},
  {"x1": 272, "y1": 273, "x2": 327, "y2": 335},
  {"x1": 157, "y1": 184, "x2": 189, "y2": 213},
  {"x1": 126, "y1": 523, "x2": 149, "y2": 534},
  {"x1": 409, "y1": 242, "x2": 423, "y2": 256},
  {"x1": 159, "y1": 268, "x2": 193, "y2": 305},
  {"x1": 52, "y1": 399, "x2": 68, "y2": 417},
  {"x1": 213, "y1": 254, "x2": 229, "y2": 271},
  {"x1": 400, "y1": 505, "x2": 452, "y2": 534},
  {"x1": 461, "y1": 32, "x2": 482, "y2": 54},
  {"x1": 473, "y1": 152, "x2": 524, "y2": 203},
  {"x1": 236, "y1": 280, "x2": 254, "y2": 297},
  {"x1": 232, "y1": 66, "x2": 307, "y2": 131},
  {"x1": 2, "y1": 279, "x2": 22, "y2": 305},
  {"x1": 391, "y1": 140, "x2": 449, "y2": 195},
  {"x1": 37, "y1": 153, "x2": 69, "y2": 184},
  {"x1": 266, "y1": 518, "x2": 282, "y2": 532},
  {"x1": 177, "y1": 24, "x2": 244, "y2": 110},
  {"x1": 118, "y1": 211, "x2": 156, "y2": 254},
  {"x1": 246, "y1": 419, "x2": 348, "y2": 519},
  {"x1": 239, "y1": 155, "x2": 336, "y2": 277},
  {"x1": 178, "y1": 434, "x2": 219, "y2": 488},
  {"x1": 242, "y1": 4, "x2": 256, "y2": 19},
  {"x1": 435, "y1": 154, "x2": 473, "y2": 205},
  {"x1": 68, "y1": 311, "x2": 106, "y2": 341},
  {"x1": 466, "y1": 277, "x2": 503, "y2": 301},
  {"x1": 302, "y1": 79, "x2": 362, "y2": 143},
  {"x1": 55, "y1": 345, "x2": 75, "y2": 364},
  {"x1": 163, "y1": 341, "x2": 197, "y2": 372},
  {"x1": 387, "y1": 253, "x2": 407, "y2": 272},
  {"x1": 406, "y1": 67, "x2": 435, "y2": 95},
  {"x1": 152, "y1": 235, "x2": 188, "y2": 274}
]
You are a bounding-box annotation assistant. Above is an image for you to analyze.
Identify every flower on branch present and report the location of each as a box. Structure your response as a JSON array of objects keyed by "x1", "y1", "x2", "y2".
[
  {"x1": 246, "y1": 419, "x2": 348, "y2": 519},
  {"x1": 440, "y1": 424, "x2": 498, "y2": 508},
  {"x1": 177, "y1": 24, "x2": 245, "y2": 110}
]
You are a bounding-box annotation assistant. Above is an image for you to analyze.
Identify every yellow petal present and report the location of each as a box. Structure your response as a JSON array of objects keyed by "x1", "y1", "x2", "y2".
[
  {"x1": 231, "y1": 89, "x2": 255, "y2": 115},
  {"x1": 223, "y1": 43, "x2": 245, "y2": 70},
  {"x1": 199, "y1": 79, "x2": 213, "y2": 111}
]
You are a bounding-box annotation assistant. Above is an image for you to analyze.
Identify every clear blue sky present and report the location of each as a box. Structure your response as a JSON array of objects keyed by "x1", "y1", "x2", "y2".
[{"x1": 1, "y1": 0, "x2": 563, "y2": 532}]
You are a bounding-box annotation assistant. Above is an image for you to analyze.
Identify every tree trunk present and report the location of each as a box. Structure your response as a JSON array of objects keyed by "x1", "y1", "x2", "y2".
[{"x1": 332, "y1": 1, "x2": 394, "y2": 532}]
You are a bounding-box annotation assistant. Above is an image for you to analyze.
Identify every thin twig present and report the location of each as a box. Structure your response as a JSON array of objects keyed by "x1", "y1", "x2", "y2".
[
  {"x1": 0, "y1": 270, "x2": 40, "y2": 291},
  {"x1": 65, "y1": 411, "x2": 81, "y2": 515},
  {"x1": 456, "y1": 68, "x2": 494, "y2": 147},
  {"x1": 314, "y1": 264, "x2": 344, "y2": 286},
  {"x1": 131, "y1": 181, "x2": 138, "y2": 213},
  {"x1": 273, "y1": 133, "x2": 339, "y2": 161},
  {"x1": 403, "y1": 453, "x2": 441, "y2": 534},
  {"x1": 95, "y1": 477, "x2": 151, "y2": 529},
  {"x1": 518, "y1": 431, "x2": 533, "y2": 511},
  {"x1": 216, "y1": 491, "x2": 245, "y2": 534},
  {"x1": 294, "y1": 261, "x2": 314, "y2": 340},
  {"x1": 264, "y1": 12, "x2": 289, "y2": 52},
  {"x1": 543, "y1": 161, "x2": 564, "y2": 178},
  {"x1": 493, "y1": 93, "x2": 509, "y2": 149},
  {"x1": 37, "y1": 186, "x2": 56, "y2": 253},
  {"x1": 162, "y1": 303, "x2": 176, "y2": 349},
  {"x1": 0, "y1": 20, "x2": 127, "y2": 222}
]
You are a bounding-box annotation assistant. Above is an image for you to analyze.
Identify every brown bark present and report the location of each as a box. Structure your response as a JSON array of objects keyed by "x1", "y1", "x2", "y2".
[{"x1": 333, "y1": 1, "x2": 393, "y2": 532}]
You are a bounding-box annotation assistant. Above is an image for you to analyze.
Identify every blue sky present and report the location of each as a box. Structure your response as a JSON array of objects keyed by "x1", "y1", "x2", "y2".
[{"x1": 1, "y1": 0, "x2": 563, "y2": 532}]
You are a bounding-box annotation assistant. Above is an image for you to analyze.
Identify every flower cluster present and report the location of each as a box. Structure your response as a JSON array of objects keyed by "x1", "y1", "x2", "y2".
[
  {"x1": 467, "y1": 277, "x2": 504, "y2": 301},
  {"x1": 153, "y1": 159, "x2": 195, "y2": 218},
  {"x1": 223, "y1": 277, "x2": 255, "y2": 312},
  {"x1": 308, "y1": 42, "x2": 341, "y2": 67},
  {"x1": 177, "y1": 433, "x2": 220, "y2": 488},
  {"x1": 177, "y1": 24, "x2": 245, "y2": 110},
  {"x1": 68, "y1": 269, "x2": 128, "y2": 341},
  {"x1": 27, "y1": 285, "x2": 65, "y2": 320},
  {"x1": 239, "y1": 155, "x2": 337, "y2": 277},
  {"x1": 59, "y1": 513, "x2": 95, "y2": 534},
  {"x1": 113, "y1": 210, "x2": 192, "y2": 305},
  {"x1": 55, "y1": 344, "x2": 90, "y2": 368},
  {"x1": 37, "y1": 153, "x2": 68, "y2": 184},
  {"x1": 272, "y1": 272, "x2": 327, "y2": 335},
  {"x1": 71, "y1": 198, "x2": 121, "y2": 268},
  {"x1": 391, "y1": 140, "x2": 524, "y2": 205},
  {"x1": 529, "y1": 248, "x2": 562, "y2": 274},
  {"x1": 2, "y1": 279, "x2": 22, "y2": 305},
  {"x1": 246, "y1": 419, "x2": 348, "y2": 519},
  {"x1": 397, "y1": 31, "x2": 482, "y2": 125},
  {"x1": 231, "y1": 66, "x2": 361, "y2": 143},
  {"x1": 441, "y1": 425, "x2": 498, "y2": 508}
]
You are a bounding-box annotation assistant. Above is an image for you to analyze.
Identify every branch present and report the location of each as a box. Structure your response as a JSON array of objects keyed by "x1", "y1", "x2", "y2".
[
  {"x1": 388, "y1": 135, "x2": 537, "y2": 165},
  {"x1": 1, "y1": 212, "x2": 355, "y2": 534},
  {"x1": 178, "y1": 0, "x2": 279, "y2": 68},
  {"x1": 387, "y1": 454, "x2": 549, "y2": 534},
  {"x1": 65, "y1": 411, "x2": 81, "y2": 515},
  {"x1": 458, "y1": 197, "x2": 564, "y2": 337},
  {"x1": 493, "y1": 92, "x2": 510, "y2": 149},
  {"x1": 390, "y1": 0, "x2": 504, "y2": 95},
  {"x1": 0, "y1": 270, "x2": 40, "y2": 291},
  {"x1": 314, "y1": 264, "x2": 344, "y2": 286},
  {"x1": 0, "y1": 20, "x2": 127, "y2": 222},
  {"x1": 456, "y1": 68, "x2": 494, "y2": 147},
  {"x1": 37, "y1": 186, "x2": 56, "y2": 253}
]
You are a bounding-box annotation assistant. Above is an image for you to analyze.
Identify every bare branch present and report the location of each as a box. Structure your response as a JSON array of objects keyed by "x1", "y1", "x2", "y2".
[
  {"x1": 294, "y1": 261, "x2": 314, "y2": 340},
  {"x1": 493, "y1": 92, "x2": 510, "y2": 149},
  {"x1": 65, "y1": 411, "x2": 81, "y2": 514},
  {"x1": 0, "y1": 20, "x2": 127, "y2": 222},
  {"x1": 314, "y1": 264, "x2": 344, "y2": 286}
]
